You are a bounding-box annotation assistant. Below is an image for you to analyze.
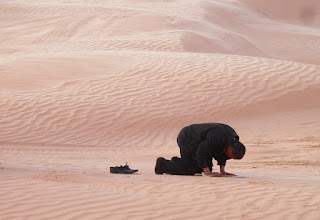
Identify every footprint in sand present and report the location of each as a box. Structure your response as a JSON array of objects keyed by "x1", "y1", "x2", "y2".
[
  {"x1": 27, "y1": 171, "x2": 78, "y2": 183},
  {"x1": 248, "y1": 180, "x2": 273, "y2": 185},
  {"x1": 215, "y1": 191, "x2": 227, "y2": 198}
]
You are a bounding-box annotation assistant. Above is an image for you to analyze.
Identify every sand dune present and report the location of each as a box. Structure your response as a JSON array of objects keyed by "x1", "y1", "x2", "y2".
[
  {"x1": 0, "y1": 0, "x2": 319, "y2": 219},
  {"x1": 0, "y1": 52, "x2": 319, "y2": 146},
  {"x1": 243, "y1": 0, "x2": 320, "y2": 26}
]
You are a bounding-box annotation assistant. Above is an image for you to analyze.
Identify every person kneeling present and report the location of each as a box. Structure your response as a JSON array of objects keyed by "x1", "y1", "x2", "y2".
[{"x1": 155, "y1": 123, "x2": 246, "y2": 177}]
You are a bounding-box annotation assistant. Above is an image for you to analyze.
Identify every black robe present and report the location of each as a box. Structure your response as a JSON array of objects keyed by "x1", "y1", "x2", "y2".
[{"x1": 178, "y1": 123, "x2": 239, "y2": 168}]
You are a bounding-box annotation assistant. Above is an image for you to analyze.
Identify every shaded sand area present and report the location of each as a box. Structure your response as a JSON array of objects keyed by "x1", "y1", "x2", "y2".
[{"x1": 0, "y1": 0, "x2": 320, "y2": 219}]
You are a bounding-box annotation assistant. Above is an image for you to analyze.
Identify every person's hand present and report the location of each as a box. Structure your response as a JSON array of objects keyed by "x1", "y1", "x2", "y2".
[
  {"x1": 206, "y1": 172, "x2": 224, "y2": 177},
  {"x1": 221, "y1": 172, "x2": 236, "y2": 176},
  {"x1": 202, "y1": 167, "x2": 234, "y2": 177},
  {"x1": 219, "y1": 166, "x2": 236, "y2": 176}
]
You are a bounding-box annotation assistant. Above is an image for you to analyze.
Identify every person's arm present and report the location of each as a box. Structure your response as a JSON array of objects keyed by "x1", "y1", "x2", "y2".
[
  {"x1": 195, "y1": 141, "x2": 210, "y2": 168},
  {"x1": 196, "y1": 128, "x2": 223, "y2": 170},
  {"x1": 219, "y1": 165, "x2": 236, "y2": 176}
]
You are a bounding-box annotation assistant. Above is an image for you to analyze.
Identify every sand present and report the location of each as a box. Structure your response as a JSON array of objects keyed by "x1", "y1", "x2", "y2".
[{"x1": 0, "y1": 0, "x2": 320, "y2": 219}]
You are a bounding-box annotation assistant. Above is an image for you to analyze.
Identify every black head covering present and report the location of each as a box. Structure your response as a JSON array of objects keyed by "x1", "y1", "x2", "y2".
[{"x1": 231, "y1": 140, "x2": 246, "y2": 159}]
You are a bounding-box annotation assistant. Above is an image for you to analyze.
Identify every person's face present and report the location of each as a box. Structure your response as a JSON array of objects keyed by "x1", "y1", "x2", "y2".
[{"x1": 225, "y1": 145, "x2": 238, "y2": 159}]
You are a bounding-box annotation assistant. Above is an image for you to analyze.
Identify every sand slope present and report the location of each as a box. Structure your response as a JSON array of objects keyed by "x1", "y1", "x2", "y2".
[
  {"x1": 0, "y1": 52, "x2": 320, "y2": 146},
  {"x1": 0, "y1": 0, "x2": 320, "y2": 219}
]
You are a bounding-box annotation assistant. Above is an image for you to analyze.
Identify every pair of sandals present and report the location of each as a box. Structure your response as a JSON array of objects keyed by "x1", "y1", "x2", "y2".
[{"x1": 110, "y1": 163, "x2": 138, "y2": 174}]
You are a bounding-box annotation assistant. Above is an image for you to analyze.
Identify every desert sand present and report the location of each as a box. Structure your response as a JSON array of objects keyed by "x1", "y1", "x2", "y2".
[{"x1": 0, "y1": 0, "x2": 320, "y2": 219}]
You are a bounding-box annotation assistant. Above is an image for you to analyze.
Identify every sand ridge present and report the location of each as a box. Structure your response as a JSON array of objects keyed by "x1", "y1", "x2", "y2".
[{"x1": 0, "y1": 52, "x2": 319, "y2": 146}]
